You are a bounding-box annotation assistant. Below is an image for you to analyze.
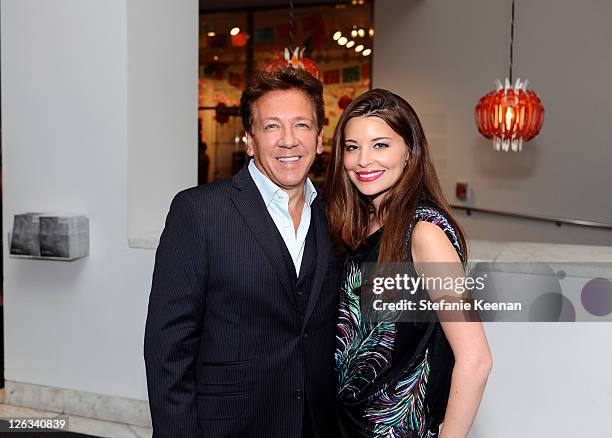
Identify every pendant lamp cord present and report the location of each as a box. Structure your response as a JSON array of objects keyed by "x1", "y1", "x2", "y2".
[
  {"x1": 288, "y1": 0, "x2": 295, "y2": 53},
  {"x1": 509, "y1": 0, "x2": 515, "y2": 82}
]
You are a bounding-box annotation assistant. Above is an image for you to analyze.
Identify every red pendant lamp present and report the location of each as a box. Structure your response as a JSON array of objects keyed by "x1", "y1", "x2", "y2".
[
  {"x1": 263, "y1": 47, "x2": 321, "y2": 80},
  {"x1": 475, "y1": 0, "x2": 544, "y2": 152},
  {"x1": 262, "y1": 0, "x2": 320, "y2": 79}
]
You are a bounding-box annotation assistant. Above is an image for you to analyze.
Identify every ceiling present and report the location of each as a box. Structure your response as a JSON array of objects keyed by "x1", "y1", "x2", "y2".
[{"x1": 200, "y1": 0, "x2": 349, "y2": 13}]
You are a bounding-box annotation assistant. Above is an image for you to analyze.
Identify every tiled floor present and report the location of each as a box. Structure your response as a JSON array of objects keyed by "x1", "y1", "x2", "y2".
[{"x1": 0, "y1": 388, "x2": 153, "y2": 438}]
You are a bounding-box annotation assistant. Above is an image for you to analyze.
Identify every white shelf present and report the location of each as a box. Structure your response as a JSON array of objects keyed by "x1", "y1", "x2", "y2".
[{"x1": 128, "y1": 231, "x2": 161, "y2": 249}]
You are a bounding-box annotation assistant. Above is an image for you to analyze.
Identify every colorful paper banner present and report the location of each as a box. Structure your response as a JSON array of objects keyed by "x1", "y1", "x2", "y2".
[
  {"x1": 323, "y1": 69, "x2": 341, "y2": 85},
  {"x1": 342, "y1": 66, "x2": 360, "y2": 83},
  {"x1": 255, "y1": 27, "x2": 275, "y2": 43},
  {"x1": 301, "y1": 14, "x2": 323, "y2": 33},
  {"x1": 361, "y1": 63, "x2": 371, "y2": 80}
]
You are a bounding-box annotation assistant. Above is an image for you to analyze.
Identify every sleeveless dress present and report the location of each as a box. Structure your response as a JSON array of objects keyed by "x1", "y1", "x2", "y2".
[{"x1": 335, "y1": 203, "x2": 463, "y2": 438}]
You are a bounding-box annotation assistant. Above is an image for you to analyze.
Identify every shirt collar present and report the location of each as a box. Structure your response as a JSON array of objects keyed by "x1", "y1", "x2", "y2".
[{"x1": 248, "y1": 159, "x2": 317, "y2": 208}]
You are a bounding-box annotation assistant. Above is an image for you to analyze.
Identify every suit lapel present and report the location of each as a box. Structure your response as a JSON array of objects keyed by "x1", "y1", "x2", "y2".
[
  {"x1": 230, "y1": 166, "x2": 298, "y2": 310},
  {"x1": 297, "y1": 224, "x2": 316, "y2": 283},
  {"x1": 302, "y1": 198, "x2": 330, "y2": 328}
]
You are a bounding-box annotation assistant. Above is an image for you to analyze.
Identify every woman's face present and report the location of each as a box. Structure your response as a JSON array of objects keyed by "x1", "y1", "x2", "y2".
[{"x1": 342, "y1": 116, "x2": 410, "y2": 207}]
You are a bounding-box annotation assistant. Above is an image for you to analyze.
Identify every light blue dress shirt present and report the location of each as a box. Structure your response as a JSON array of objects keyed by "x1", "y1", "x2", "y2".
[{"x1": 248, "y1": 159, "x2": 317, "y2": 276}]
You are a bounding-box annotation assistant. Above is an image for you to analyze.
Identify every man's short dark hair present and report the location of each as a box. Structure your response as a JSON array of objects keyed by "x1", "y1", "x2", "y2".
[{"x1": 240, "y1": 67, "x2": 325, "y2": 135}]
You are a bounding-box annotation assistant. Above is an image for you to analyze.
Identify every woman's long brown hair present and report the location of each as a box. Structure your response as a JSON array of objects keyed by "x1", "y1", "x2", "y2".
[{"x1": 324, "y1": 89, "x2": 467, "y2": 264}]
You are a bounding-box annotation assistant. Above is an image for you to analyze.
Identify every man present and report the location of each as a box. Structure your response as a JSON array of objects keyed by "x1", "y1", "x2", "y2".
[{"x1": 144, "y1": 67, "x2": 342, "y2": 438}]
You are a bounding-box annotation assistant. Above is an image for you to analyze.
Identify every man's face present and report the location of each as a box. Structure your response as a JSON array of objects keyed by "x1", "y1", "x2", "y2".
[{"x1": 246, "y1": 88, "x2": 323, "y2": 192}]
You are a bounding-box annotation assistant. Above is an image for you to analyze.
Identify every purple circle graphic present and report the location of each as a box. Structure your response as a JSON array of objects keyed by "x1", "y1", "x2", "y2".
[
  {"x1": 581, "y1": 277, "x2": 612, "y2": 317},
  {"x1": 529, "y1": 292, "x2": 576, "y2": 322}
]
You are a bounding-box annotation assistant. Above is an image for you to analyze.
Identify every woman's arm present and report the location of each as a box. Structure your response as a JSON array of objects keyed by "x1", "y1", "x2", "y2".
[{"x1": 411, "y1": 221, "x2": 493, "y2": 438}]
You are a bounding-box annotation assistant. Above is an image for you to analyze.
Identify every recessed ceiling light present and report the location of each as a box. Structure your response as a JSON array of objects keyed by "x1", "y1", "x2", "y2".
[
  {"x1": 355, "y1": 44, "x2": 364, "y2": 52},
  {"x1": 333, "y1": 31, "x2": 342, "y2": 40},
  {"x1": 346, "y1": 40, "x2": 355, "y2": 48},
  {"x1": 230, "y1": 27, "x2": 240, "y2": 36},
  {"x1": 207, "y1": 31, "x2": 216, "y2": 37},
  {"x1": 338, "y1": 36, "x2": 348, "y2": 46},
  {"x1": 362, "y1": 48, "x2": 372, "y2": 56}
]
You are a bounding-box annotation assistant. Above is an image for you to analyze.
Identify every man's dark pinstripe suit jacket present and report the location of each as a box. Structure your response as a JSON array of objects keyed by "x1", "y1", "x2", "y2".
[{"x1": 144, "y1": 165, "x2": 342, "y2": 438}]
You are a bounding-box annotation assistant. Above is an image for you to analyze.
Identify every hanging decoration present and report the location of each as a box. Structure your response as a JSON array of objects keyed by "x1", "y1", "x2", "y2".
[
  {"x1": 342, "y1": 66, "x2": 360, "y2": 83},
  {"x1": 360, "y1": 63, "x2": 371, "y2": 80},
  {"x1": 328, "y1": 85, "x2": 357, "y2": 99},
  {"x1": 231, "y1": 32, "x2": 247, "y2": 47},
  {"x1": 255, "y1": 27, "x2": 275, "y2": 43},
  {"x1": 338, "y1": 95, "x2": 353, "y2": 110},
  {"x1": 263, "y1": 47, "x2": 320, "y2": 79},
  {"x1": 330, "y1": 25, "x2": 373, "y2": 56},
  {"x1": 262, "y1": 0, "x2": 320, "y2": 79},
  {"x1": 475, "y1": 78, "x2": 544, "y2": 151},
  {"x1": 475, "y1": 0, "x2": 544, "y2": 152},
  {"x1": 323, "y1": 69, "x2": 341, "y2": 85}
]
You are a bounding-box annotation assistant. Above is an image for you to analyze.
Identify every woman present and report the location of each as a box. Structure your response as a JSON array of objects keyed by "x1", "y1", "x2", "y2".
[{"x1": 326, "y1": 89, "x2": 492, "y2": 437}]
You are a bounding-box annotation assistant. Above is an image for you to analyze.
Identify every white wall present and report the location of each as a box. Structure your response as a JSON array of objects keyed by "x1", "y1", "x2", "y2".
[
  {"x1": 457, "y1": 209, "x2": 612, "y2": 246},
  {"x1": 373, "y1": 2, "x2": 612, "y2": 436},
  {"x1": 475, "y1": 323, "x2": 612, "y2": 437},
  {"x1": 374, "y1": 0, "x2": 612, "y2": 245},
  {"x1": 1, "y1": 0, "x2": 197, "y2": 401},
  {"x1": 127, "y1": 0, "x2": 198, "y2": 238}
]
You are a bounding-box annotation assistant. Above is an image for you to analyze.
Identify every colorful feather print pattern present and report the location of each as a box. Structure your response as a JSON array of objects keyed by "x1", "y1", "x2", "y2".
[
  {"x1": 336, "y1": 260, "x2": 399, "y2": 401},
  {"x1": 414, "y1": 205, "x2": 462, "y2": 259},
  {"x1": 364, "y1": 350, "x2": 431, "y2": 437},
  {"x1": 336, "y1": 204, "x2": 458, "y2": 437}
]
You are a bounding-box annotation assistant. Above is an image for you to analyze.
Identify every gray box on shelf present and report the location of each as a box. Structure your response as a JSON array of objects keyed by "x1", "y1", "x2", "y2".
[
  {"x1": 10, "y1": 213, "x2": 89, "y2": 261},
  {"x1": 9, "y1": 212, "x2": 44, "y2": 256},
  {"x1": 40, "y1": 214, "x2": 89, "y2": 258}
]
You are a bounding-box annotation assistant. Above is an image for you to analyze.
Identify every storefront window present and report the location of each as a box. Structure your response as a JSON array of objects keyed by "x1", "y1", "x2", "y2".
[{"x1": 199, "y1": 2, "x2": 373, "y2": 184}]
